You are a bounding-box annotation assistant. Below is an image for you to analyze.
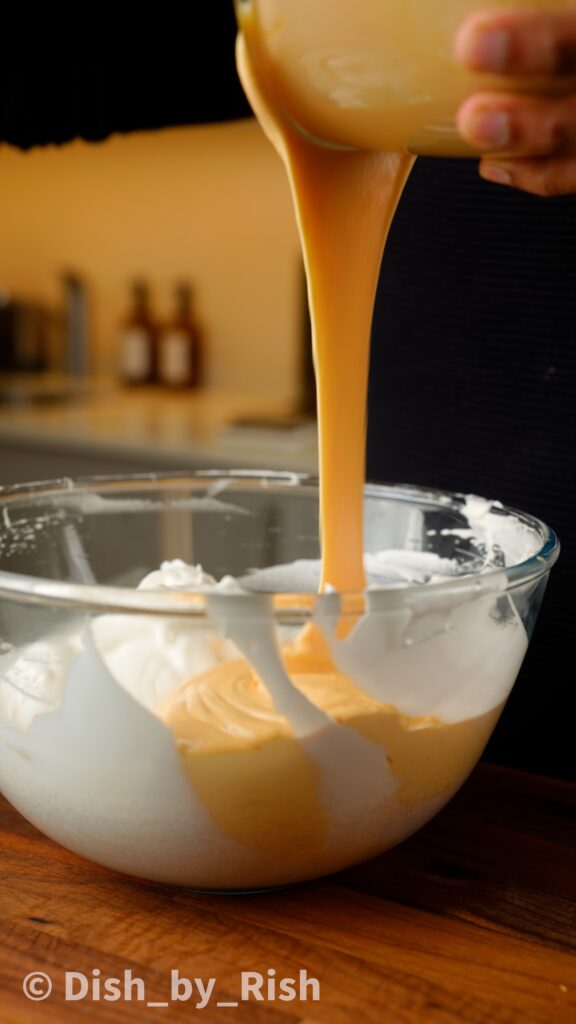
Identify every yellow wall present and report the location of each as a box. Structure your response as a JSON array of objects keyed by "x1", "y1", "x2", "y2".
[{"x1": 0, "y1": 121, "x2": 301, "y2": 395}]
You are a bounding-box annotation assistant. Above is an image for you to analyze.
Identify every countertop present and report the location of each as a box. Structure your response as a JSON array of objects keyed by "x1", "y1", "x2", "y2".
[
  {"x1": 0, "y1": 379, "x2": 319, "y2": 474},
  {"x1": 0, "y1": 763, "x2": 574, "y2": 1024}
]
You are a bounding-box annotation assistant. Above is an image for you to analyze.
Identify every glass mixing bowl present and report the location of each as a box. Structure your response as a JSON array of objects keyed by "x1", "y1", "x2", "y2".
[
  {"x1": 0, "y1": 473, "x2": 559, "y2": 890},
  {"x1": 236, "y1": 0, "x2": 576, "y2": 155}
]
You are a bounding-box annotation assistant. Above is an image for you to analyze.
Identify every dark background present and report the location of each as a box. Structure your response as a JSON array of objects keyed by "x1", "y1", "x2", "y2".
[
  {"x1": 368, "y1": 158, "x2": 576, "y2": 782},
  {"x1": 0, "y1": 6, "x2": 573, "y2": 780}
]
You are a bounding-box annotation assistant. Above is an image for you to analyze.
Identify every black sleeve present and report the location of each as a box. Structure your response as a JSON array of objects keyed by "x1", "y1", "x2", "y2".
[
  {"x1": 368, "y1": 157, "x2": 576, "y2": 782},
  {"x1": 0, "y1": 8, "x2": 252, "y2": 150}
]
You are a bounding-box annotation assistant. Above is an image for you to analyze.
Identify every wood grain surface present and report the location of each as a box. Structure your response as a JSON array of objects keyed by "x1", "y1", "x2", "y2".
[{"x1": 0, "y1": 763, "x2": 574, "y2": 1024}]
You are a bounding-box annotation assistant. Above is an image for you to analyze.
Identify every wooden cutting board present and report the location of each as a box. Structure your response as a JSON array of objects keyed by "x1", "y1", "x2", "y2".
[{"x1": 0, "y1": 763, "x2": 574, "y2": 1024}]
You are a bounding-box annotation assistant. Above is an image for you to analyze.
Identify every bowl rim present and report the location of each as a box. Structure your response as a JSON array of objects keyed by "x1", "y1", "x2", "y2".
[{"x1": 0, "y1": 470, "x2": 560, "y2": 617}]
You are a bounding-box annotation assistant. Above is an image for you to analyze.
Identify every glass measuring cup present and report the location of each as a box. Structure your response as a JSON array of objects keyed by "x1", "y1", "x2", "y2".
[{"x1": 236, "y1": 0, "x2": 576, "y2": 155}]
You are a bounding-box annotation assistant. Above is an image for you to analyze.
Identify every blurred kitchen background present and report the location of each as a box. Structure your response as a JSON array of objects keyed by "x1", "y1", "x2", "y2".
[{"x1": 0, "y1": 121, "x2": 318, "y2": 485}]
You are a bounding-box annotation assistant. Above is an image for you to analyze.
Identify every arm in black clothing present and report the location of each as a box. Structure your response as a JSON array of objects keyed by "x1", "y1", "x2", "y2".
[{"x1": 0, "y1": 8, "x2": 251, "y2": 150}]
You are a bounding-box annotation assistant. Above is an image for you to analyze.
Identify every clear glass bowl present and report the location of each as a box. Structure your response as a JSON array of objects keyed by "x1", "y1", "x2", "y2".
[
  {"x1": 236, "y1": 0, "x2": 576, "y2": 155},
  {"x1": 0, "y1": 473, "x2": 559, "y2": 889}
]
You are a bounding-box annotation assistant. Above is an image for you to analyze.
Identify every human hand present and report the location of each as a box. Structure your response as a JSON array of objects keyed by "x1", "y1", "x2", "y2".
[{"x1": 454, "y1": 9, "x2": 576, "y2": 195}]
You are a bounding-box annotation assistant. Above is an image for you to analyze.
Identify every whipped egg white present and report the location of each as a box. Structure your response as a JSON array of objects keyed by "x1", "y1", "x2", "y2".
[{"x1": 0, "y1": 547, "x2": 529, "y2": 889}]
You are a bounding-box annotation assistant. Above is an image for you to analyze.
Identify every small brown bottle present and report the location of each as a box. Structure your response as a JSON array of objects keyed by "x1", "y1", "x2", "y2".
[
  {"x1": 119, "y1": 280, "x2": 157, "y2": 385},
  {"x1": 158, "y1": 283, "x2": 202, "y2": 389}
]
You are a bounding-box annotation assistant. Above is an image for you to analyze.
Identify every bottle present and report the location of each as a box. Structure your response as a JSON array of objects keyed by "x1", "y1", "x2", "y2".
[
  {"x1": 62, "y1": 271, "x2": 90, "y2": 377},
  {"x1": 119, "y1": 280, "x2": 157, "y2": 385},
  {"x1": 158, "y1": 283, "x2": 202, "y2": 389}
]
